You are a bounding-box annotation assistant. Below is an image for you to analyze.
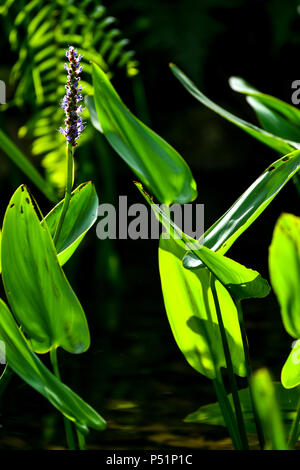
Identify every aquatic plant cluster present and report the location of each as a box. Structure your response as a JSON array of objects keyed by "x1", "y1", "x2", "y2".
[
  {"x1": 60, "y1": 46, "x2": 84, "y2": 147},
  {"x1": 0, "y1": 17, "x2": 300, "y2": 449}
]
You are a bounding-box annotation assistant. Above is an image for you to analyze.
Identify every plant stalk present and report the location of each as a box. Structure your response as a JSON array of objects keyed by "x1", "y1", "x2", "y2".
[
  {"x1": 235, "y1": 300, "x2": 265, "y2": 449},
  {"x1": 76, "y1": 428, "x2": 86, "y2": 450},
  {"x1": 213, "y1": 372, "x2": 243, "y2": 449},
  {"x1": 211, "y1": 275, "x2": 249, "y2": 449},
  {"x1": 50, "y1": 347, "x2": 76, "y2": 450},
  {"x1": 53, "y1": 144, "x2": 74, "y2": 246},
  {"x1": 288, "y1": 393, "x2": 300, "y2": 448}
]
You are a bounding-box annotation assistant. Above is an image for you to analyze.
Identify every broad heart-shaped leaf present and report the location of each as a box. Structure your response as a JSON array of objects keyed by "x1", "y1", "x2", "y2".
[
  {"x1": 0, "y1": 298, "x2": 106, "y2": 431},
  {"x1": 89, "y1": 63, "x2": 197, "y2": 204},
  {"x1": 159, "y1": 236, "x2": 246, "y2": 379},
  {"x1": 170, "y1": 64, "x2": 299, "y2": 155},
  {"x1": 44, "y1": 182, "x2": 98, "y2": 266},
  {"x1": 186, "y1": 380, "x2": 295, "y2": 446},
  {"x1": 182, "y1": 150, "x2": 300, "y2": 269},
  {"x1": 269, "y1": 213, "x2": 300, "y2": 339},
  {"x1": 229, "y1": 76, "x2": 300, "y2": 128},
  {"x1": 136, "y1": 182, "x2": 270, "y2": 302},
  {"x1": 1, "y1": 185, "x2": 90, "y2": 354}
]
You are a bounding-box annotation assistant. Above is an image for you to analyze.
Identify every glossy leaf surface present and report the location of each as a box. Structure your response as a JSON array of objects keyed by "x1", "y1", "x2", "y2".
[
  {"x1": 269, "y1": 213, "x2": 300, "y2": 339},
  {"x1": 0, "y1": 298, "x2": 105, "y2": 431},
  {"x1": 245, "y1": 97, "x2": 300, "y2": 143},
  {"x1": 192, "y1": 245, "x2": 271, "y2": 301},
  {"x1": 159, "y1": 236, "x2": 246, "y2": 379},
  {"x1": 182, "y1": 151, "x2": 300, "y2": 268},
  {"x1": 137, "y1": 181, "x2": 271, "y2": 302},
  {"x1": 45, "y1": 182, "x2": 98, "y2": 266},
  {"x1": 89, "y1": 63, "x2": 197, "y2": 204},
  {"x1": 229, "y1": 76, "x2": 300, "y2": 128},
  {"x1": 170, "y1": 64, "x2": 297, "y2": 154},
  {"x1": 281, "y1": 341, "x2": 300, "y2": 389},
  {"x1": 1, "y1": 185, "x2": 90, "y2": 354}
]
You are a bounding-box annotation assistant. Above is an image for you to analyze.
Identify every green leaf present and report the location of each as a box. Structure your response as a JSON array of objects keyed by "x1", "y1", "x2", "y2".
[
  {"x1": 0, "y1": 298, "x2": 106, "y2": 431},
  {"x1": 183, "y1": 150, "x2": 300, "y2": 269},
  {"x1": 269, "y1": 214, "x2": 300, "y2": 390},
  {"x1": 85, "y1": 95, "x2": 102, "y2": 133},
  {"x1": 281, "y1": 340, "x2": 300, "y2": 389},
  {"x1": 252, "y1": 370, "x2": 288, "y2": 449},
  {"x1": 159, "y1": 236, "x2": 246, "y2": 380},
  {"x1": 186, "y1": 380, "x2": 296, "y2": 445},
  {"x1": 190, "y1": 245, "x2": 271, "y2": 301},
  {"x1": 0, "y1": 128, "x2": 57, "y2": 202},
  {"x1": 269, "y1": 213, "x2": 300, "y2": 339},
  {"x1": 89, "y1": 63, "x2": 197, "y2": 204},
  {"x1": 136, "y1": 182, "x2": 270, "y2": 302},
  {"x1": 44, "y1": 182, "x2": 99, "y2": 266},
  {"x1": 229, "y1": 76, "x2": 300, "y2": 128},
  {"x1": 245, "y1": 97, "x2": 300, "y2": 143},
  {"x1": 1, "y1": 185, "x2": 90, "y2": 354},
  {"x1": 170, "y1": 64, "x2": 298, "y2": 155}
]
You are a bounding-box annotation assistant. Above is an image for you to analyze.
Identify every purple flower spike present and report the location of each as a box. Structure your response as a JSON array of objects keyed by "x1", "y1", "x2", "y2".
[{"x1": 59, "y1": 46, "x2": 84, "y2": 147}]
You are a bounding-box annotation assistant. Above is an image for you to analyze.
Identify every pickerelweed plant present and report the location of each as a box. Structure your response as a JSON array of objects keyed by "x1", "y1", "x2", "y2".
[
  {"x1": 0, "y1": 46, "x2": 106, "y2": 450},
  {"x1": 86, "y1": 62, "x2": 300, "y2": 450},
  {"x1": 2, "y1": 41, "x2": 300, "y2": 450}
]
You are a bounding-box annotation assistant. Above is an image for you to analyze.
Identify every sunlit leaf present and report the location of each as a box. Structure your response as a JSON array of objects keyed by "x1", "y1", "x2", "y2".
[
  {"x1": 1, "y1": 185, "x2": 90, "y2": 354},
  {"x1": 190, "y1": 245, "x2": 271, "y2": 301},
  {"x1": 159, "y1": 236, "x2": 246, "y2": 379},
  {"x1": 136, "y1": 181, "x2": 270, "y2": 302},
  {"x1": 229, "y1": 76, "x2": 300, "y2": 128},
  {"x1": 269, "y1": 213, "x2": 300, "y2": 339},
  {"x1": 0, "y1": 298, "x2": 106, "y2": 431},
  {"x1": 245, "y1": 97, "x2": 300, "y2": 143},
  {"x1": 89, "y1": 63, "x2": 197, "y2": 204},
  {"x1": 170, "y1": 64, "x2": 298, "y2": 154},
  {"x1": 182, "y1": 151, "x2": 300, "y2": 269},
  {"x1": 45, "y1": 182, "x2": 99, "y2": 266},
  {"x1": 281, "y1": 341, "x2": 300, "y2": 389}
]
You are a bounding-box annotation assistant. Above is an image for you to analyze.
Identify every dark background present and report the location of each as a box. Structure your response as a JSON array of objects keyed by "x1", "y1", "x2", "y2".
[{"x1": 0, "y1": 0, "x2": 300, "y2": 450}]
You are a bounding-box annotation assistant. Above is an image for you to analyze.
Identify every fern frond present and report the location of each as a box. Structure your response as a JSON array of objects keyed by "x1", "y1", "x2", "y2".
[{"x1": 1, "y1": 0, "x2": 139, "y2": 192}]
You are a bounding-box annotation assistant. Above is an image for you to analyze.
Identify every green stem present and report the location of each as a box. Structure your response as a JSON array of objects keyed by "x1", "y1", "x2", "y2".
[
  {"x1": 288, "y1": 393, "x2": 300, "y2": 448},
  {"x1": 213, "y1": 372, "x2": 242, "y2": 449},
  {"x1": 53, "y1": 144, "x2": 74, "y2": 246},
  {"x1": 211, "y1": 275, "x2": 249, "y2": 449},
  {"x1": 76, "y1": 428, "x2": 86, "y2": 450},
  {"x1": 50, "y1": 348, "x2": 76, "y2": 450},
  {"x1": 235, "y1": 300, "x2": 265, "y2": 449}
]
